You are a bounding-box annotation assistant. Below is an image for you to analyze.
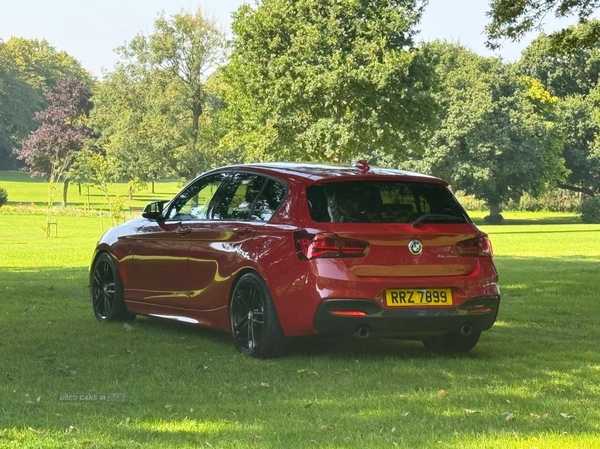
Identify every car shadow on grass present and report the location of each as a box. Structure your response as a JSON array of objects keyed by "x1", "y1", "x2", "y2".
[{"x1": 133, "y1": 315, "x2": 463, "y2": 361}]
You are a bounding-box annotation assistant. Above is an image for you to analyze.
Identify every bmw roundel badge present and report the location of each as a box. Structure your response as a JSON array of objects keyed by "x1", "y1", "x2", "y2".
[{"x1": 408, "y1": 239, "x2": 423, "y2": 255}]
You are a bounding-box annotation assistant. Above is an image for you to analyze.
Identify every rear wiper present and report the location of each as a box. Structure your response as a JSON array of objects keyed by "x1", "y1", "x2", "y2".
[{"x1": 412, "y1": 214, "x2": 463, "y2": 228}]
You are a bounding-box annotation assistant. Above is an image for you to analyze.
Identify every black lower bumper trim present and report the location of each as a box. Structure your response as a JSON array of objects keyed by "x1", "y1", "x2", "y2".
[{"x1": 312, "y1": 296, "x2": 500, "y2": 338}]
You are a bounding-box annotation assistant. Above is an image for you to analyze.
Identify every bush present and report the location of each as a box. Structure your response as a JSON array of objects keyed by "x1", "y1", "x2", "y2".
[
  {"x1": 542, "y1": 190, "x2": 582, "y2": 213},
  {"x1": 502, "y1": 190, "x2": 582, "y2": 213},
  {"x1": 456, "y1": 189, "x2": 582, "y2": 214},
  {"x1": 517, "y1": 193, "x2": 543, "y2": 212},
  {"x1": 0, "y1": 187, "x2": 7, "y2": 207},
  {"x1": 454, "y1": 192, "x2": 487, "y2": 211},
  {"x1": 580, "y1": 196, "x2": 600, "y2": 223}
]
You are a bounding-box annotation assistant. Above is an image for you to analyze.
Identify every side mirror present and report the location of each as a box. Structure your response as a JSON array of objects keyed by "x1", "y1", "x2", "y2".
[{"x1": 142, "y1": 201, "x2": 167, "y2": 220}]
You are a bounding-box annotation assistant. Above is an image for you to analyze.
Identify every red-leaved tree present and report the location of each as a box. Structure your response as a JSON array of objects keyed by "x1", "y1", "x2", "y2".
[
  {"x1": 15, "y1": 78, "x2": 93, "y2": 235},
  {"x1": 17, "y1": 78, "x2": 93, "y2": 201}
]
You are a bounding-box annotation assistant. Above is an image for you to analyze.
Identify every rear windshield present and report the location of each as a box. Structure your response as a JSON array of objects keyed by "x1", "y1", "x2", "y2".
[{"x1": 306, "y1": 181, "x2": 470, "y2": 224}]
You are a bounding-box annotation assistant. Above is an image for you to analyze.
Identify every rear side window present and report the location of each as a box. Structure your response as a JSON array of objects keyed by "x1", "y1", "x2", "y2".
[
  {"x1": 211, "y1": 173, "x2": 287, "y2": 222},
  {"x1": 306, "y1": 181, "x2": 469, "y2": 224}
]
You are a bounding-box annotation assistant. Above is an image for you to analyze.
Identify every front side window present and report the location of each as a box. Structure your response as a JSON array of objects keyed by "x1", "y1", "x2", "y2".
[
  {"x1": 306, "y1": 181, "x2": 469, "y2": 224},
  {"x1": 166, "y1": 172, "x2": 229, "y2": 221}
]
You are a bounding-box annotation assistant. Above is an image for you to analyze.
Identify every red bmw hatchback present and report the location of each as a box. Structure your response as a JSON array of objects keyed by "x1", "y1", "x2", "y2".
[{"x1": 90, "y1": 162, "x2": 500, "y2": 357}]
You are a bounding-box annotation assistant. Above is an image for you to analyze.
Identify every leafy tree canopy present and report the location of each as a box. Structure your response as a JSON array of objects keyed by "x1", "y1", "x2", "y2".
[
  {"x1": 556, "y1": 93, "x2": 600, "y2": 195},
  {"x1": 0, "y1": 61, "x2": 39, "y2": 152},
  {"x1": 0, "y1": 37, "x2": 91, "y2": 93},
  {"x1": 517, "y1": 24, "x2": 600, "y2": 196},
  {"x1": 224, "y1": 0, "x2": 438, "y2": 164},
  {"x1": 486, "y1": 0, "x2": 600, "y2": 52},
  {"x1": 407, "y1": 42, "x2": 566, "y2": 218},
  {"x1": 516, "y1": 21, "x2": 600, "y2": 97},
  {"x1": 91, "y1": 9, "x2": 229, "y2": 182},
  {"x1": 0, "y1": 38, "x2": 91, "y2": 167}
]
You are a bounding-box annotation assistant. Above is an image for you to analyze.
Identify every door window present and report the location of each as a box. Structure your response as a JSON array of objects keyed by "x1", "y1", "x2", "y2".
[{"x1": 166, "y1": 172, "x2": 228, "y2": 221}]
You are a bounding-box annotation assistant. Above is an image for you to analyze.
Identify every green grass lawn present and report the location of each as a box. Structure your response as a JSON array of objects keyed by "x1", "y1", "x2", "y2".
[
  {"x1": 1, "y1": 178, "x2": 600, "y2": 447},
  {"x1": 469, "y1": 210, "x2": 581, "y2": 225},
  {"x1": 0, "y1": 170, "x2": 181, "y2": 210}
]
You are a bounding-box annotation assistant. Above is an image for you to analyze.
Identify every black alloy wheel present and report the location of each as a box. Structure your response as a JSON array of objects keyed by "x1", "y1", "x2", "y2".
[
  {"x1": 91, "y1": 253, "x2": 134, "y2": 322},
  {"x1": 229, "y1": 272, "x2": 285, "y2": 358}
]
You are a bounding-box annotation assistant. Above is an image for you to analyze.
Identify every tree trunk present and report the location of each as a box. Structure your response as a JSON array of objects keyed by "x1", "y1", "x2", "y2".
[
  {"x1": 192, "y1": 111, "x2": 200, "y2": 135},
  {"x1": 192, "y1": 98, "x2": 202, "y2": 134},
  {"x1": 62, "y1": 179, "x2": 69, "y2": 207},
  {"x1": 152, "y1": 181, "x2": 155, "y2": 194},
  {"x1": 489, "y1": 201, "x2": 500, "y2": 217},
  {"x1": 78, "y1": 183, "x2": 82, "y2": 195},
  {"x1": 46, "y1": 176, "x2": 57, "y2": 238}
]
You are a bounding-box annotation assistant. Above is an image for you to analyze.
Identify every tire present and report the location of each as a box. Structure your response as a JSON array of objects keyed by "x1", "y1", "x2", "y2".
[
  {"x1": 91, "y1": 253, "x2": 135, "y2": 322},
  {"x1": 229, "y1": 272, "x2": 286, "y2": 358},
  {"x1": 422, "y1": 330, "x2": 481, "y2": 353}
]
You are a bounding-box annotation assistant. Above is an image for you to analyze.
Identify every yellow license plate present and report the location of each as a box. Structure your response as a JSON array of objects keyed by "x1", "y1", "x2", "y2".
[{"x1": 385, "y1": 289, "x2": 453, "y2": 307}]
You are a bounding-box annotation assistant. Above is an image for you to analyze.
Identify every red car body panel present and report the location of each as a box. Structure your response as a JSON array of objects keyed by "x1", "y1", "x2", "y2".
[{"x1": 91, "y1": 163, "x2": 500, "y2": 340}]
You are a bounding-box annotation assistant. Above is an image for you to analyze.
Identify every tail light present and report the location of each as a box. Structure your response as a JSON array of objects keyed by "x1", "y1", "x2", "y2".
[
  {"x1": 456, "y1": 233, "x2": 493, "y2": 257},
  {"x1": 294, "y1": 230, "x2": 369, "y2": 260}
]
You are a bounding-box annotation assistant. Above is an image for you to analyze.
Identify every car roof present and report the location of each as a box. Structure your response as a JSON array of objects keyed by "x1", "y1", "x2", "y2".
[{"x1": 216, "y1": 162, "x2": 447, "y2": 185}]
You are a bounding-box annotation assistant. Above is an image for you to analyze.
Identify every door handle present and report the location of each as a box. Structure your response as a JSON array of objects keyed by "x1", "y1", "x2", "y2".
[{"x1": 177, "y1": 229, "x2": 192, "y2": 237}]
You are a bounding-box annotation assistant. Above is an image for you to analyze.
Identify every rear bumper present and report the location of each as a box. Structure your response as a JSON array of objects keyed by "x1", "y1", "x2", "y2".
[{"x1": 312, "y1": 295, "x2": 500, "y2": 338}]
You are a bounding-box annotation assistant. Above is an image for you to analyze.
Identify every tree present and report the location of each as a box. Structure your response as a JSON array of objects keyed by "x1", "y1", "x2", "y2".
[
  {"x1": 0, "y1": 37, "x2": 91, "y2": 169},
  {"x1": 486, "y1": 0, "x2": 600, "y2": 52},
  {"x1": 0, "y1": 60, "x2": 39, "y2": 160},
  {"x1": 0, "y1": 38, "x2": 90, "y2": 92},
  {"x1": 69, "y1": 147, "x2": 125, "y2": 224},
  {"x1": 90, "y1": 70, "x2": 173, "y2": 185},
  {"x1": 91, "y1": 9, "x2": 228, "y2": 182},
  {"x1": 516, "y1": 26, "x2": 600, "y2": 196},
  {"x1": 223, "y1": 0, "x2": 438, "y2": 164},
  {"x1": 516, "y1": 23, "x2": 600, "y2": 98},
  {"x1": 407, "y1": 43, "x2": 566, "y2": 220},
  {"x1": 15, "y1": 78, "x2": 94, "y2": 230},
  {"x1": 556, "y1": 93, "x2": 600, "y2": 196}
]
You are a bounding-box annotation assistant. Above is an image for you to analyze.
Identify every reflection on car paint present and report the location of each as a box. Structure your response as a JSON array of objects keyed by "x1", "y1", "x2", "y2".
[{"x1": 148, "y1": 314, "x2": 199, "y2": 324}]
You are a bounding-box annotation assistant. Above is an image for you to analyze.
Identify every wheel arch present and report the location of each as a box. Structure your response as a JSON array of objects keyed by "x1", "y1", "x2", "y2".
[
  {"x1": 90, "y1": 249, "x2": 135, "y2": 322},
  {"x1": 90, "y1": 248, "x2": 126, "y2": 290},
  {"x1": 228, "y1": 267, "x2": 264, "y2": 305},
  {"x1": 228, "y1": 267, "x2": 287, "y2": 357},
  {"x1": 228, "y1": 267, "x2": 285, "y2": 330}
]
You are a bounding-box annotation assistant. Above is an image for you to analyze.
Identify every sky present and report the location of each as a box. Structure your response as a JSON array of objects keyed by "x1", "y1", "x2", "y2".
[{"x1": 0, "y1": 0, "x2": 582, "y2": 78}]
